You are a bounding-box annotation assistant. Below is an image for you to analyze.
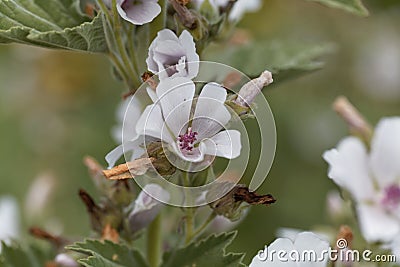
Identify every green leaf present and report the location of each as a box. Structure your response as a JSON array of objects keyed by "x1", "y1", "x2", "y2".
[
  {"x1": 306, "y1": 0, "x2": 369, "y2": 16},
  {"x1": 162, "y1": 232, "x2": 245, "y2": 267},
  {"x1": 67, "y1": 239, "x2": 149, "y2": 267},
  {"x1": 0, "y1": 241, "x2": 55, "y2": 267},
  {"x1": 0, "y1": 0, "x2": 107, "y2": 53},
  {"x1": 204, "y1": 40, "x2": 335, "y2": 84}
]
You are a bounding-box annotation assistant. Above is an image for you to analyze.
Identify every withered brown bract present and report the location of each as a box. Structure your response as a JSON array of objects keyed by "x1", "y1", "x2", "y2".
[{"x1": 233, "y1": 186, "x2": 276, "y2": 206}]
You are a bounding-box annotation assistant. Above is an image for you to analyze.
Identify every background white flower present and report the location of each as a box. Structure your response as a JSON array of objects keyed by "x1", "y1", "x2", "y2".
[
  {"x1": 323, "y1": 117, "x2": 400, "y2": 244},
  {"x1": 250, "y1": 232, "x2": 330, "y2": 267},
  {"x1": 0, "y1": 196, "x2": 19, "y2": 252},
  {"x1": 193, "y1": 0, "x2": 262, "y2": 21},
  {"x1": 146, "y1": 29, "x2": 199, "y2": 80},
  {"x1": 116, "y1": 0, "x2": 161, "y2": 25}
]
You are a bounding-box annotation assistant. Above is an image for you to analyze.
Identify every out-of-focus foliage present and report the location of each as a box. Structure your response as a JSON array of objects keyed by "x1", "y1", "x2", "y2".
[
  {"x1": 205, "y1": 40, "x2": 335, "y2": 82},
  {"x1": 0, "y1": 242, "x2": 55, "y2": 267},
  {"x1": 0, "y1": 0, "x2": 106, "y2": 52},
  {"x1": 306, "y1": 0, "x2": 369, "y2": 16}
]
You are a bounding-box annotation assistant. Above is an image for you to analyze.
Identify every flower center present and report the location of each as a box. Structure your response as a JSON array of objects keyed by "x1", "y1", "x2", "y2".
[
  {"x1": 178, "y1": 127, "x2": 198, "y2": 151},
  {"x1": 381, "y1": 184, "x2": 400, "y2": 210}
]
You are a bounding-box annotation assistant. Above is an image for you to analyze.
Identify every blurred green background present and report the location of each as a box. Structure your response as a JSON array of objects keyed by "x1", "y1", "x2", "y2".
[{"x1": 1, "y1": 0, "x2": 400, "y2": 263}]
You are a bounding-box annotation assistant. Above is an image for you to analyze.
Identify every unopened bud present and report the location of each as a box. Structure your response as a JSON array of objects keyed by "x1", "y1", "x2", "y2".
[
  {"x1": 55, "y1": 253, "x2": 79, "y2": 267},
  {"x1": 333, "y1": 96, "x2": 373, "y2": 144},
  {"x1": 235, "y1": 70, "x2": 273, "y2": 107},
  {"x1": 128, "y1": 184, "x2": 170, "y2": 234}
]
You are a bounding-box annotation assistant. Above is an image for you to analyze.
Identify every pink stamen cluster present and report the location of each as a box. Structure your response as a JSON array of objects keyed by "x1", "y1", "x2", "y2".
[
  {"x1": 382, "y1": 184, "x2": 400, "y2": 210},
  {"x1": 178, "y1": 127, "x2": 198, "y2": 151}
]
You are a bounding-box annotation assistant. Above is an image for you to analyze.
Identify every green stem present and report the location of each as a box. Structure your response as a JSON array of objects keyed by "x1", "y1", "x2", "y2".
[
  {"x1": 183, "y1": 171, "x2": 195, "y2": 245},
  {"x1": 125, "y1": 24, "x2": 141, "y2": 80},
  {"x1": 150, "y1": 0, "x2": 167, "y2": 40},
  {"x1": 190, "y1": 212, "x2": 216, "y2": 240},
  {"x1": 111, "y1": 0, "x2": 139, "y2": 89},
  {"x1": 147, "y1": 214, "x2": 162, "y2": 267}
]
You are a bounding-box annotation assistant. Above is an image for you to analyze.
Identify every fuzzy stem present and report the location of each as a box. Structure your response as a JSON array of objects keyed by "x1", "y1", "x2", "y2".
[
  {"x1": 111, "y1": 0, "x2": 140, "y2": 89},
  {"x1": 150, "y1": 0, "x2": 168, "y2": 40},
  {"x1": 147, "y1": 214, "x2": 162, "y2": 267},
  {"x1": 190, "y1": 212, "x2": 216, "y2": 240},
  {"x1": 183, "y1": 171, "x2": 195, "y2": 245}
]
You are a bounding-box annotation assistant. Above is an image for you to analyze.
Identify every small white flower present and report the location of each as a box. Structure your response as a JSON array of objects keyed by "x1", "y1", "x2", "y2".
[
  {"x1": 193, "y1": 0, "x2": 262, "y2": 21},
  {"x1": 128, "y1": 184, "x2": 170, "y2": 233},
  {"x1": 106, "y1": 77, "x2": 242, "y2": 168},
  {"x1": 323, "y1": 117, "x2": 400, "y2": 244},
  {"x1": 0, "y1": 196, "x2": 19, "y2": 252},
  {"x1": 116, "y1": 0, "x2": 161, "y2": 25},
  {"x1": 55, "y1": 254, "x2": 79, "y2": 267},
  {"x1": 249, "y1": 232, "x2": 330, "y2": 267},
  {"x1": 136, "y1": 77, "x2": 241, "y2": 163},
  {"x1": 146, "y1": 29, "x2": 199, "y2": 80}
]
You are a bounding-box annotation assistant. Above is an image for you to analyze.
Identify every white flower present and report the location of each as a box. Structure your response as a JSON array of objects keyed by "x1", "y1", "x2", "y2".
[
  {"x1": 193, "y1": 0, "x2": 262, "y2": 21},
  {"x1": 128, "y1": 184, "x2": 170, "y2": 233},
  {"x1": 323, "y1": 117, "x2": 400, "y2": 244},
  {"x1": 146, "y1": 29, "x2": 199, "y2": 80},
  {"x1": 116, "y1": 0, "x2": 161, "y2": 25},
  {"x1": 249, "y1": 232, "x2": 330, "y2": 267},
  {"x1": 136, "y1": 77, "x2": 241, "y2": 163},
  {"x1": 106, "y1": 77, "x2": 242, "y2": 168},
  {"x1": 0, "y1": 196, "x2": 19, "y2": 252}
]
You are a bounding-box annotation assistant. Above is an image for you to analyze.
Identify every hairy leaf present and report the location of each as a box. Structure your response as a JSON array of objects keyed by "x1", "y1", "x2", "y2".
[
  {"x1": 0, "y1": 241, "x2": 55, "y2": 267},
  {"x1": 306, "y1": 0, "x2": 369, "y2": 16},
  {"x1": 204, "y1": 40, "x2": 335, "y2": 84},
  {"x1": 162, "y1": 232, "x2": 245, "y2": 267},
  {"x1": 0, "y1": 0, "x2": 107, "y2": 52},
  {"x1": 67, "y1": 239, "x2": 148, "y2": 267}
]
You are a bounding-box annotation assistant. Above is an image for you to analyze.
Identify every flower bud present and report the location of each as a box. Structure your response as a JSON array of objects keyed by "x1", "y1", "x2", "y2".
[
  {"x1": 128, "y1": 184, "x2": 170, "y2": 234},
  {"x1": 235, "y1": 70, "x2": 273, "y2": 107}
]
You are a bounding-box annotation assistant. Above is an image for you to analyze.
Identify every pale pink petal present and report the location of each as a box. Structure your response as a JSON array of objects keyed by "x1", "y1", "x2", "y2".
[
  {"x1": 192, "y1": 83, "x2": 231, "y2": 140},
  {"x1": 249, "y1": 238, "x2": 297, "y2": 267},
  {"x1": 323, "y1": 137, "x2": 374, "y2": 202},
  {"x1": 295, "y1": 232, "x2": 330, "y2": 267},
  {"x1": 156, "y1": 77, "x2": 195, "y2": 137},
  {"x1": 370, "y1": 117, "x2": 400, "y2": 188},
  {"x1": 105, "y1": 138, "x2": 144, "y2": 168},
  {"x1": 202, "y1": 130, "x2": 241, "y2": 159},
  {"x1": 117, "y1": 0, "x2": 161, "y2": 25},
  {"x1": 136, "y1": 104, "x2": 173, "y2": 143},
  {"x1": 171, "y1": 142, "x2": 206, "y2": 163},
  {"x1": 179, "y1": 30, "x2": 199, "y2": 79},
  {"x1": 357, "y1": 203, "x2": 400, "y2": 243}
]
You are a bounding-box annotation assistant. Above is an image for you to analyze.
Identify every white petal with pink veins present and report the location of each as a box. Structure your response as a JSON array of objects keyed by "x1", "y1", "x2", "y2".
[
  {"x1": 202, "y1": 130, "x2": 241, "y2": 159},
  {"x1": 156, "y1": 77, "x2": 195, "y2": 137}
]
